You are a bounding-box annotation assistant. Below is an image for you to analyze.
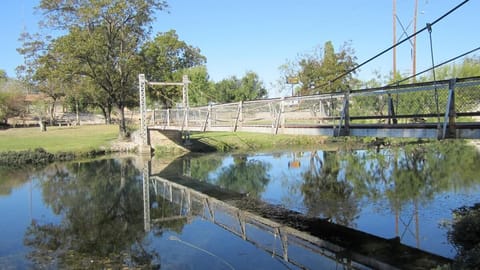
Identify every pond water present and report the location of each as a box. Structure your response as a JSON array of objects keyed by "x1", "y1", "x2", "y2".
[{"x1": 1, "y1": 141, "x2": 479, "y2": 269}]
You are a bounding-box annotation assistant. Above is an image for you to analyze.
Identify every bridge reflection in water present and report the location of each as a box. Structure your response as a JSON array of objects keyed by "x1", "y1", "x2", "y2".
[{"x1": 140, "y1": 162, "x2": 451, "y2": 270}]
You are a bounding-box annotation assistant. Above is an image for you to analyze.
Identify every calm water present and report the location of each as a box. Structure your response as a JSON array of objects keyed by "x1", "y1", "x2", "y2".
[{"x1": 1, "y1": 141, "x2": 479, "y2": 269}]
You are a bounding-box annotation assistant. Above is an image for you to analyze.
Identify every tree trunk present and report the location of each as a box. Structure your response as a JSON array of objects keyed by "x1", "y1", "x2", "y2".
[
  {"x1": 118, "y1": 105, "x2": 128, "y2": 139},
  {"x1": 39, "y1": 116, "x2": 47, "y2": 132},
  {"x1": 107, "y1": 104, "x2": 113, "y2": 124},
  {"x1": 75, "y1": 100, "x2": 80, "y2": 125},
  {"x1": 99, "y1": 106, "x2": 111, "y2": 124},
  {"x1": 49, "y1": 99, "x2": 56, "y2": 125}
]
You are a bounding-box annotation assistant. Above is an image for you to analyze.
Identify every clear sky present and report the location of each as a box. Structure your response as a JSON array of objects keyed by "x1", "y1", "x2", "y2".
[{"x1": 1, "y1": 0, "x2": 479, "y2": 96}]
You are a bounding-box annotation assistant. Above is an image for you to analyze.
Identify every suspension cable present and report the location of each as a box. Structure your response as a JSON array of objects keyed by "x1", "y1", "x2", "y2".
[
  {"x1": 317, "y1": 0, "x2": 471, "y2": 90},
  {"x1": 388, "y1": 46, "x2": 480, "y2": 86},
  {"x1": 427, "y1": 23, "x2": 441, "y2": 125}
]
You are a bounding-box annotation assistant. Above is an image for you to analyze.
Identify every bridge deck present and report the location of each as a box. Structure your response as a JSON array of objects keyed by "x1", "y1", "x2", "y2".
[{"x1": 150, "y1": 122, "x2": 480, "y2": 139}]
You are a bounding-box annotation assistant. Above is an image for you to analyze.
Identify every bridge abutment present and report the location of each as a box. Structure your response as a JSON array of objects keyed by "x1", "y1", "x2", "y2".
[{"x1": 149, "y1": 129, "x2": 188, "y2": 152}]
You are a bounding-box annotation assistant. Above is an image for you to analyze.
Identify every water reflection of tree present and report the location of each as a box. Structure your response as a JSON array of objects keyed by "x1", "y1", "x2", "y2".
[
  {"x1": 300, "y1": 150, "x2": 360, "y2": 227},
  {"x1": 0, "y1": 166, "x2": 40, "y2": 196},
  {"x1": 189, "y1": 154, "x2": 223, "y2": 181},
  {"x1": 23, "y1": 159, "x2": 171, "y2": 269},
  {"x1": 345, "y1": 141, "x2": 480, "y2": 209},
  {"x1": 300, "y1": 141, "x2": 480, "y2": 228},
  {"x1": 215, "y1": 155, "x2": 271, "y2": 198}
]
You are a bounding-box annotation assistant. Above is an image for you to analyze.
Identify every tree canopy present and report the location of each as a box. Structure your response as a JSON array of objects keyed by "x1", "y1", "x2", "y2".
[
  {"x1": 291, "y1": 41, "x2": 358, "y2": 95},
  {"x1": 18, "y1": 0, "x2": 168, "y2": 137},
  {"x1": 214, "y1": 71, "x2": 268, "y2": 103},
  {"x1": 140, "y1": 30, "x2": 207, "y2": 108}
]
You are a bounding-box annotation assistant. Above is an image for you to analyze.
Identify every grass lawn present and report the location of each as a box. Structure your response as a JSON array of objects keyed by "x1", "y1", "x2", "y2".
[{"x1": 0, "y1": 125, "x2": 119, "y2": 153}]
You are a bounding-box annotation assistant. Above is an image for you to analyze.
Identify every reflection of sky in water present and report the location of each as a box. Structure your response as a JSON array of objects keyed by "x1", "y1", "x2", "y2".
[
  {"x1": 198, "y1": 149, "x2": 480, "y2": 258},
  {"x1": 0, "y1": 165, "x2": 344, "y2": 269},
  {"x1": 0, "y1": 178, "x2": 61, "y2": 268},
  {"x1": 2, "y1": 145, "x2": 480, "y2": 268}
]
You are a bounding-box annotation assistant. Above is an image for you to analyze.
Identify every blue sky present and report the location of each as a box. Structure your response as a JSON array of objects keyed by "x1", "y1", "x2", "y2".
[{"x1": 1, "y1": 0, "x2": 479, "y2": 96}]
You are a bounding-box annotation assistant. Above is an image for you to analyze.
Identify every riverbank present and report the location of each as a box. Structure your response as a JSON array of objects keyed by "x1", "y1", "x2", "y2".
[
  {"x1": 0, "y1": 124, "x2": 443, "y2": 166},
  {"x1": 0, "y1": 125, "x2": 125, "y2": 166}
]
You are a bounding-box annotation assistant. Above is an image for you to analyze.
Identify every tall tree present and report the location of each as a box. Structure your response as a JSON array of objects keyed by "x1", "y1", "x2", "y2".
[
  {"x1": 32, "y1": 46, "x2": 68, "y2": 124},
  {"x1": 296, "y1": 41, "x2": 358, "y2": 95},
  {"x1": 35, "y1": 0, "x2": 168, "y2": 137},
  {"x1": 140, "y1": 30, "x2": 206, "y2": 108},
  {"x1": 214, "y1": 71, "x2": 267, "y2": 103},
  {"x1": 0, "y1": 82, "x2": 27, "y2": 125},
  {"x1": 178, "y1": 66, "x2": 214, "y2": 106}
]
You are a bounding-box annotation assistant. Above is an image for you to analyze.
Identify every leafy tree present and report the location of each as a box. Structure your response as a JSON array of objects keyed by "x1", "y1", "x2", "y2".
[
  {"x1": 0, "y1": 69, "x2": 7, "y2": 81},
  {"x1": 0, "y1": 79, "x2": 27, "y2": 125},
  {"x1": 0, "y1": 91, "x2": 26, "y2": 125},
  {"x1": 179, "y1": 66, "x2": 215, "y2": 106},
  {"x1": 296, "y1": 41, "x2": 358, "y2": 95},
  {"x1": 214, "y1": 71, "x2": 267, "y2": 103},
  {"x1": 141, "y1": 30, "x2": 206, "y2": 108},
  {"x1": 32, "y1": 47, "x2": 67, "y2": 124},
  {"x1": 32, "y1": 0, "x2": 168, "y2": 137}
]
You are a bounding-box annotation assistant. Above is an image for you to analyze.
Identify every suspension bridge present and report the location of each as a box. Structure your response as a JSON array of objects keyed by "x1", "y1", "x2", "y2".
[{"x1": 138, "y1": 76, "x2": 480, "y2": 151}]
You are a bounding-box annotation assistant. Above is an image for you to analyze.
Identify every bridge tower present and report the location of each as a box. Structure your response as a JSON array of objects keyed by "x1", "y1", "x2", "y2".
[{"x1": 138, "y1": 74, "x2": 191, "y2": 154}]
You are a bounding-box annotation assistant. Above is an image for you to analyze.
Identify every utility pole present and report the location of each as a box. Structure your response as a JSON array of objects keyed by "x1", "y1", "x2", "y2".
[
  {"x1": 393, "y1": 0, "x2": 419, "y2": 82},
  {"x1": 412, "y1": 0, "x2": 418, "y2": 82},
  {"x1": 393, "y1": 0, "x2": 397, "y2": 80}
]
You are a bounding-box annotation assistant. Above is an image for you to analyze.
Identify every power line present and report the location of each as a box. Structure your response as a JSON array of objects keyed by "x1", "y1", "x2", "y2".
[{"x1": 320, "y1": 0, "x2": 470, "y2": 89}]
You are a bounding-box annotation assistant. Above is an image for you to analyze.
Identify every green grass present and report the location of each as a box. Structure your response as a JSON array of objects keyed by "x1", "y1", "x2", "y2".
[{"x1": 0, "y1": 125, "x2": 119, "y2": 153}]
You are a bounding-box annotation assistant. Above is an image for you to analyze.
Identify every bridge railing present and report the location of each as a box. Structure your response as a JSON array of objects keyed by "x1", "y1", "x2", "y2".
[{"x1": 151, "y1": 77, "x2": 480, "y2": 137}]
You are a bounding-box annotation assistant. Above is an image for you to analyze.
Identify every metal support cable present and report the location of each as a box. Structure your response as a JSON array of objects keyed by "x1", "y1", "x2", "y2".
[
  {"x1": 427, "y1": 23, "x2": 441, "y2": 125},
  {"x1": 320, "y1": 0, "x2": 470, "y2": 89},
  {"x1": 388, "y1": 46, "x2": 480, "y2": 86}
]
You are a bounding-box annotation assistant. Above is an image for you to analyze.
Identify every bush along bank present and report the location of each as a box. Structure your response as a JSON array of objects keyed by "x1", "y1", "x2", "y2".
[{"x1": 0, "y1": 148, "x2": 107, "y2": 167}]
